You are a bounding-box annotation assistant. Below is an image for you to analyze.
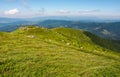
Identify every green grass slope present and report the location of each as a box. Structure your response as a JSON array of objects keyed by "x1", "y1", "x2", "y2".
[{"x1": 0, "y1": 26, "x2": 120, "y2": 77}]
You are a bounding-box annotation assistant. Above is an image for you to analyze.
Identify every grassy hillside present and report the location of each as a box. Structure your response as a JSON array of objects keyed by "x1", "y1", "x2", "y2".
[{"x1": 0, "y1": 26, "x2": 120, "y2": 77}]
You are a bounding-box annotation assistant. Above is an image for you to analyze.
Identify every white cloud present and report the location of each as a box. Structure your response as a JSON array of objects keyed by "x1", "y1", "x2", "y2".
[
  {"x1": 4, "y1": 8, "x2": 20, "y2": 15},
  {"x1": 57, "y1": 10, "x2": 70, "y2": 14},
  {"x1": 78, "y1": 9, "x2": 100, "y2": 14}
]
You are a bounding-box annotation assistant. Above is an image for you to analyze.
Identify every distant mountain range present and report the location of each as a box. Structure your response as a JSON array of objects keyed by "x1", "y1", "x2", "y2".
[{"x1": 0, "y1": 17, "x2": 120, "y2": 40}]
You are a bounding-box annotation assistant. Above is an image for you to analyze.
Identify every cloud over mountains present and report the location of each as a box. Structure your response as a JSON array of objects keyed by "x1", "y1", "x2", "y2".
[
  {"x1": 57, "y1": 10, "x2": 71, "y2": 14},
  {"x1": 78, "y1": 9, "x2": 101, "y2": 14},
  {"x1": 1, "y1": 0, "x2": 120, "y2": 19},
  {"x1": 4, "y1": 8, "x2": 20, "y2": 15}
]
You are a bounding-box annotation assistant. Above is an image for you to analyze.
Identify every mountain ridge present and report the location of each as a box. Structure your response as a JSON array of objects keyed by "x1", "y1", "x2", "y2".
[{"x1": 0, "y1": 26, "x2": 120, "y2": 77}]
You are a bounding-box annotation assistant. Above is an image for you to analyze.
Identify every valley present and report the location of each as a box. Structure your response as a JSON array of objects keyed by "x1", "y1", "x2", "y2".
[{"x1": 0, "y1": 19, "x2": 120, "y2": 40}]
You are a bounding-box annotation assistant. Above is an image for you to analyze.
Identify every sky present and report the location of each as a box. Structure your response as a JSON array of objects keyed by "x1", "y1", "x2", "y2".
[{"x1": 0, "y1": 0, "x2": 120, "y2": 18}]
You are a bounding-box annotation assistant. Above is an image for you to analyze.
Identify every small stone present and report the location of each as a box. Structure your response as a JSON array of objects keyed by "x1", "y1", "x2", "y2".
[
  {"x1": 66, "y1": 43, "x2": 70, "y2": 45},
  {"x1": 49, "y1": 40, "x2": 52, "y2": 42},
  {"x1": 80, "y1": 47, "x2": 83, "y2": 49},
  {"x1": 27, "y1": 35, "x2": 35, "y2": 38}
]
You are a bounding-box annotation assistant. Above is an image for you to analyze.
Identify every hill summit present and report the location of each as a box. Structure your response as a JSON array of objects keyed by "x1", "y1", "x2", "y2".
[{"x1": 0, "y1": 26, "x2": 120, "y2": 77}]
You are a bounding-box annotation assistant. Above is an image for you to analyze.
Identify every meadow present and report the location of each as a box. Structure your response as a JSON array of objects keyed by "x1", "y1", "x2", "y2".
[{"x1": 0, "y1": 26, "x2": 120, "y2": 77}]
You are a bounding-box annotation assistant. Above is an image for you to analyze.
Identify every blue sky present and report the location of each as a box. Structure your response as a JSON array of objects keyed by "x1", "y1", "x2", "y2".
[{"x1": 0, "y1": 0, "x2": 120, "y2": 18}]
